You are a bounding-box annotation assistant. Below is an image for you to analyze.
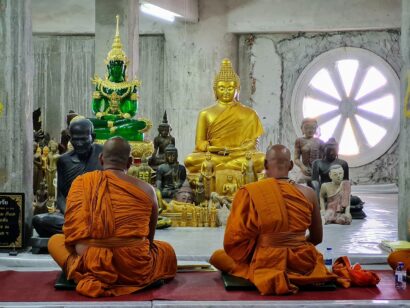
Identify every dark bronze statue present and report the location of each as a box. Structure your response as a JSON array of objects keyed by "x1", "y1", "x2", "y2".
[
  {"x1": 32, "y1": 119, "x2": 103, "y2": 238},
  {"x1": 149, "y1": 111, "x2": 175, "y2": 169},
  {"x1": 156, "y1": 144, "x2": 186, "y2": 200}
]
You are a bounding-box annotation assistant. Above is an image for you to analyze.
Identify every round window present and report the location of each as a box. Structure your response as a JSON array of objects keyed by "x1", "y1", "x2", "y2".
[{"x1": 291, "y1": 47, "x2": 400, "y2": 167}]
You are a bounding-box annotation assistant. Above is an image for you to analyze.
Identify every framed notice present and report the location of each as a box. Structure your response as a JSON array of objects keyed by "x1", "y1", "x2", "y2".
[{"x1": 0, "y1": 193, "x2": 24, "y2": 249}]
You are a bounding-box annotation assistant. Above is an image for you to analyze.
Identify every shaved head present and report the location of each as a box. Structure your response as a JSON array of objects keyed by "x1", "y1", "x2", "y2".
[
  {"x1": 101, "y1": 137, "x2": 131, "y2": 169},
  {"x1": 264, "y1": 144, "x2": 293, "y2": 178}
]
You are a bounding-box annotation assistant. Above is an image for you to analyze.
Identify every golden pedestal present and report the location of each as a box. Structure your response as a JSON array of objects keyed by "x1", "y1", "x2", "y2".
[{"x1": 95, "y1": 139, "x2": 154, "y2": 158}]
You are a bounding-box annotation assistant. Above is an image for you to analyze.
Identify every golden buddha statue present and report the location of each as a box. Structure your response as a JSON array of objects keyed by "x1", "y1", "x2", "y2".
[{"x1": 184, "y1": 58, "x2": 265, "y2": 174}]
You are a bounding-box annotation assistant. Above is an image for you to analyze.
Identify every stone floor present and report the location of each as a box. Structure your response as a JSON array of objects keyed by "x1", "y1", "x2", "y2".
[{"x1": 0, "y1": 185, "x2": 402, "y2": 306}]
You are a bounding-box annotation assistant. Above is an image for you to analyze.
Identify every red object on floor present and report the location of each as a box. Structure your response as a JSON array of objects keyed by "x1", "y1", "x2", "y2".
[{"x1": 0, "y1": 270, "x2": 407, "y2": 302}]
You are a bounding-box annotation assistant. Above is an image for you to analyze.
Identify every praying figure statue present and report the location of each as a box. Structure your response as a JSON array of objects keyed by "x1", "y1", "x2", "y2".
[
  {"x1": 241, "y1": 151, "x2": 257, "y2": 184},
  {"x1": 89, "y1": 15, "x2": 149, "y2": 142},
  {"x1": 149, "y1": 111, "x2": 175, "y2": 169},
  {"x1": 184, "y1": 58, "x2": 265, "y2": 173},
  {"x1": 222, "y1": 174, "x2": 238, "y2": 199},
  {"x1": 47, "y1": 140, "x2": 59, "y2": 199},
  {"x1": 320, "y1": 165, "x2": 352, "y2": 225},
  {"x1": 294, "y1": 118, "x2": 323, "y2": 187},
  {"x1": 200, "y1": 152, "x2": 216, "y2": 199},
  {"x1": 156, "y1": 144, "x2": 187, "y2": 200}
]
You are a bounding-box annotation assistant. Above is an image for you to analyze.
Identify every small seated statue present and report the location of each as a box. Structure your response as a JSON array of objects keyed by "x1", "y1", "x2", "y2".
[
  {"x1": 320, "y1": 165, "x2": 352, "y2": 225},
  {"x1": 241, "y1": 151, "x2": 257, "y2": 184},
  {"x1": 222, "y1": 174, "x2": 238, "y2": 199},
  {"x1": 184, "y1": 58, "x2": 265, "y2": 173},
  {"x1": 89, "y1": 15, "x2": 149, "y2": 142},
  {"x1": 200, "y1": 152, "x2": 216, "y2": 199},
  {"x1": 128, "y1": 154, "x2": 154, "y2": 184},
  {"x1": 156, "y1": 144, "x2": 187, "y2": 200},
  {"x1": 312, "y1": 138, "x2": 365, "y2": 219},
  {"x1": 149, "y1": 111, "x2": 175, "y2": 169},
  {"x1": 33, "y1": 180, "x2": 49, "y2": 216},
  {"x1": 294, "y1": 118, "x2": 323, "y2": 187}
]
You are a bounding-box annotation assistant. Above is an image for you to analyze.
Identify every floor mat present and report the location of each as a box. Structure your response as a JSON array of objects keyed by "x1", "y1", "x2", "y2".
[{"x1": 0, "y1": 270, "x2": 408, "y2": 302}]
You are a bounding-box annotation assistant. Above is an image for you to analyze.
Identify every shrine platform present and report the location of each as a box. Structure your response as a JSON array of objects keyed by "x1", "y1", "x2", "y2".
[{"x1": 0, "y1": 184, "x2": 402, "y2": 307}]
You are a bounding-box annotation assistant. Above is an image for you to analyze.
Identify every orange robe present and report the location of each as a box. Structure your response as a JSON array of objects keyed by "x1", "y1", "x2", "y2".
[
  {"x1": 210, "y1": 178, "x2": 336, "y2": 295},
  {"x1": 48, "y1": 170, "x2": 177, "y2": 297}
]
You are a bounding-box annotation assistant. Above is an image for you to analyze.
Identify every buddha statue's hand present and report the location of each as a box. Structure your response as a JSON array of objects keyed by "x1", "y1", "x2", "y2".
[
  {"x1": 96, "y1": 112, "x2": 104, "y2": 119},
  {"x1": 122, "y1": 113, "x2": 131, "y2": 119}
]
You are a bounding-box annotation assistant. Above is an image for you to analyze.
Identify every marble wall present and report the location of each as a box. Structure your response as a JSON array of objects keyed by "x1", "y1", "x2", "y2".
[
  {"x1": 33, "y1": 35, "x2": 95, "y2": 141},
  {"x1": 0, "y1": 0, "x2": 34, "y2": 241},
  {"x1": 238, "y1": 30, "x2": 401, "y2": 184}
]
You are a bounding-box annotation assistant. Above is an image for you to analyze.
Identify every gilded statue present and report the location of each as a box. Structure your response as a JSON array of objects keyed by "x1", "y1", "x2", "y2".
[
  {"x1": 47, "y1": 140, "x2": 59, "y2": 199},
  {"x1": 241, "y1": 151, "x2": 257, "y2": 184},
  {"x1": 200, "y1": 152, "x2": 216, "y2": 199},
  {"x1": 294, "y1": 118, "x2": 323, "y2": 187},
  {"x1": 89, "y1": 15, "x2": 149, "y2": 142},
  {"x1": 41, "y1": 146, "x2": 49, "y2": 179},
  {"x1": 222, "y1": 174, "x2": 238, "y2": 198},
  {"x1": 320, "y1": 165, "x2": 352, "y2": 225},
  {"x1": 128, "y1": 154, "x2": 154, "y2": 184},
  {"x1": 184, "y1": 58, "x2": 265, "y2": 173},
  {"x1": 149, "y1": 111, "x2": 175, "y2": 169}
]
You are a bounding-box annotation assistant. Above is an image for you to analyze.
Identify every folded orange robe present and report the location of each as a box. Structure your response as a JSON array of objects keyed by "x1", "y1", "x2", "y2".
[
  {"x1": 210, "y1": 178, "x2": 336, "y2": 295},
  {"x1": 49, "y1": 170, "x2": 177, "y2": 297}
]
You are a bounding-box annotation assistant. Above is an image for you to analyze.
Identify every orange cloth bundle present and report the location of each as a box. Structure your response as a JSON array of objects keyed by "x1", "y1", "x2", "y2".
[{"x1": 332, "y1": 256, "x2": 380, "y2": 288}]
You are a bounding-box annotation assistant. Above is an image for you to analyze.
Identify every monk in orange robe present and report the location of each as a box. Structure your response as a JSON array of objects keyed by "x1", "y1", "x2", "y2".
[
  {"x1": 48, "y1": 137, "x2": 177, "y2": 297},
  {"x1": 210, "y1": 144, "x2": 337, "y2": 295}
]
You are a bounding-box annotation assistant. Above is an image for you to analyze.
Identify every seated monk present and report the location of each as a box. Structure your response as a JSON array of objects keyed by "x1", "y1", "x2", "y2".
[
  {"x1": 210, "y1": 144, "x2": 336, "y2": 295},
  {"x1": 184, "y1": 58, "x2": 265, "y2": 173},
  {"x1": 48, "y1": 137, "x2": 177, "y2": 297}
]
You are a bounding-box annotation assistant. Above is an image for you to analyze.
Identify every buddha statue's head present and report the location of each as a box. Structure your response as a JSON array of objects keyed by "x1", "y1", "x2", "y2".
[
  {"x1": 301, "y1": 118, "x2": 318, "y2": 138},
  {"x1": 137, "y1": 170, "x2": 151, "y2": 183},
  {"x1": 324, "y1": 138, "x2": 339, "y2": 162},
  {"x1": 329, "y1": 164, "x2": 344, "y2": 185},
  {"x1": 205, "y1": 151, "x2": 212, "y2": 161},
  {"x1": 158, "y1": 111, "x2": 171, "y2": 138},
  {"x1": 165, "y1": 144, "x2": 178, "y2": 164},
  {"x1": 175, "y1": 181, "x2": 194, "y2": 204},
  {"x1": 213, "y1": 59, "x2": 240, "y2": 103},
  {"x1": 105, "y1": 15, "x2": 128, "y2": 82}
]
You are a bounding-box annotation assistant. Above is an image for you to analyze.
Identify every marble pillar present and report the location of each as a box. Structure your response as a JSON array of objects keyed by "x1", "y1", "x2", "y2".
[
  {"x1": 95, "y1": 0, "x2": 139, "y2": 78},
  {"x1": 0, "y1": 0, "x2": 34, "y2": 245},
  {"x1": 399, "y1": 0, "x2": 410, "y2": 240}
]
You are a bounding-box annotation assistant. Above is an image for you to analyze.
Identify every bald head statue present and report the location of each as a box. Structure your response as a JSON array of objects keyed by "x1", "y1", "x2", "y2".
[
  {"x1": 69, "y1": 119, "x2": 95, "y2": 157},
  {"x1": 99, "y1": 137, "x2": 132, "y2": 171},
  {"x1": 264, "y1": 144, "x2": 294, "y2": 179}
]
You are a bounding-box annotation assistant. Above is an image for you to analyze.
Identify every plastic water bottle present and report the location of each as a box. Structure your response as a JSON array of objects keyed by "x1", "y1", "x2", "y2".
[
  {"x1": 395, "y1": 262, "x2": 407, "y2": 290},
  {"x1": 324, "y1": 247, "x2": 333, "y2": 271}
]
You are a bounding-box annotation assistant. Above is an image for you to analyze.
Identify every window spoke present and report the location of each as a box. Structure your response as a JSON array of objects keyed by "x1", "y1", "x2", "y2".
[
  {"x1": 328, "y1": 64, "x2": 347, "y2": 100},
  {"x1": 306, "y1": 87, "x2": 341, "y2": 106},
  {"x1": 355, "y1": 85, "x2": 389, "y2": 106},
  {"x1": 356, "y1": 108, "x2": 390, "y2": 126},
  {"x1": 349, "y1": 116, "x2": 370, "y2": 152},
  {"x1": 349, "y1": 63, "x2": 368, "y2": 100},
  {"x1": 315, "y1": 110, "x2": 340, "y2": 126},
  {"x1": 331, "y1": 115, "x2": 346, "y2": 144}
]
